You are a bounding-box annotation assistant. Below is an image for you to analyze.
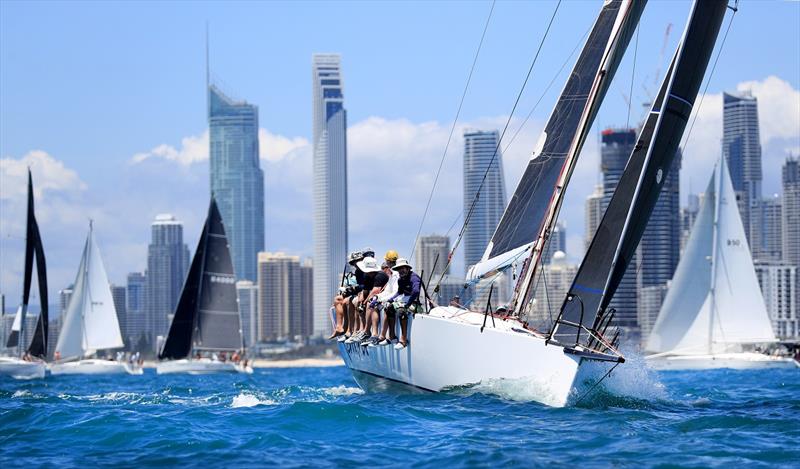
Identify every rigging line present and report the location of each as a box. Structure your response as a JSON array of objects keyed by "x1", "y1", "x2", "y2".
[
  {"x1": 573, "y1": 361, "x2": 620, "y2": 406},
  {"x1": 409, "y1": 0, "x2": 496, "y2": 261},
  {"x1": 541, "y1": 260, "x2": 555, "y2": 326},
  {"x1": 626, "y1": 25, "x2": 639, "y2": 129},
  {"x1": 678, "y1": 1, "x2": 738, "y2": 155},
  {"x1": 501, "y1": 20, "x2": 592, "y2": 155},
  {"x1": 436, "y1": 0, "x2": 563, "y2": 286}
]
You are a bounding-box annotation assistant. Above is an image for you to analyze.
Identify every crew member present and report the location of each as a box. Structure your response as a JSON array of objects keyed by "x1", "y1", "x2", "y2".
[{"x1": 388, "y1": 258, "x2": 421, "y2": 349}]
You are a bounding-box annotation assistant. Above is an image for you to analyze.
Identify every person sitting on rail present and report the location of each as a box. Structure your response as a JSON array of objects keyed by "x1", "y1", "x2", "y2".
[
  {"x1": 373, "y1": 251, "x2": 400, "y2": 346},
  {"x1": 387, "y1": 258, "x2": 421, "y2": 350},
  {"x1": 329, "y1": 250, "x2": 365, "y2": 340},
  {"x1": 359, "y1": 254, "x2": 392, "y2": 347},
  {"x1": 342, "y1": 256, "x2": 388, "y2": 346},
  {"x1": 359, "y1": 252, "x2": 398, "y2": 347}
]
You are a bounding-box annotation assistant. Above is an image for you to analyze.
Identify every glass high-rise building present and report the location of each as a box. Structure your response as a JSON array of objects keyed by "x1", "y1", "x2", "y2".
[
  {"x1": 639, "y1": 149, "x2": 681, "y2": 288},
  {"x1": 416, "y1": 234, "x2": 450, "y2": 279},
  {"x1": 463, "y1": 130, "x2": 506, "y2": 270},
  {"x1": 723, "y1": 91, "x2": 762, "y2": 242},
  {"x1": 145, "y1": 214, "x2": 189, "y2": 351},
  {"x1": 209, "y1": 84, "x2": 265, "y2": 282},
  {"x1": 599, "y1": 128, "x2": 639, "y2": 330},
  {"x1": 782, "y1": 156, "x2": 800, "y2": 311},
  {"x1": 125, "y1": 272, "x2": 146, "y2": 350},
  {"x1": 311, "y1": 54, "x2": 348, "y2": 336}
]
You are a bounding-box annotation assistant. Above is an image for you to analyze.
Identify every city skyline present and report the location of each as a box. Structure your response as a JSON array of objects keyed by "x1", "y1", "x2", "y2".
[{"x1": 1, "y1": 1, "x2": 798, "y2": 308}]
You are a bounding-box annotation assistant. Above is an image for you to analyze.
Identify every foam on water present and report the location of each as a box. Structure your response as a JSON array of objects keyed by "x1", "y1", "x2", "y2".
[
  {"x1": 322, "y1": 385, "x2": 363, "y2": 397},
  {"x1": 467, "y1": 376, "x2": 568, "y2": 407},
  {"x1": 231, "y1": 392, "x2": 275, "y2": 408},
  {"x1": 12, "y1": 390, "x2": 31, "y2": 398}
]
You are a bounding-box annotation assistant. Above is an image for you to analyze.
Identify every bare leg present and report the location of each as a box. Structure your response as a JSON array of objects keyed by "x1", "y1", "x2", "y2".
[
  {"x1": 387, "y1": 311, "x2": 398, "y2": 341},
  {"x1": 328, "y1": 296, "x2": 346, "y2": 339},
  {"x1": 370, "y1": 307, "x2": 380, "y2": 337},
  {"x1": 399, "y1": 314, "x2": 408, "y2": 346}
]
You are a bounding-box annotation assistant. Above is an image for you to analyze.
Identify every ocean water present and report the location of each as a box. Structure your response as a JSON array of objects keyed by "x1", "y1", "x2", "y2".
[{"x1": 1, "y1": 360, "x2": 798, "y2": 467}]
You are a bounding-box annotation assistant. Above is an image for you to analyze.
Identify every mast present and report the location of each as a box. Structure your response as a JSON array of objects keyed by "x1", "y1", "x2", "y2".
[
  {"x1": 708, "y1": 161, "x2": 722, "y2": 354},
  {"x1": 551, "y1": 0, "x2": 729, "y2": 349}
]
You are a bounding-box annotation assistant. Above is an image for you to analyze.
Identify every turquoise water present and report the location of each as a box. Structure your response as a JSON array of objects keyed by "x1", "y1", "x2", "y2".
[{"x1": 1, "y1": 360, "x2": 798, "y2": 467}]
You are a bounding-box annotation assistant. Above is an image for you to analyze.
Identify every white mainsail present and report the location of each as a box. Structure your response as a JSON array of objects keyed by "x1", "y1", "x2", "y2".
[
  {"x1": 646, "y1": 157, "x2": 776, "y2": 355},
  {"x1": 55, "y1": 225, "x2": 124, "y2": 359}
]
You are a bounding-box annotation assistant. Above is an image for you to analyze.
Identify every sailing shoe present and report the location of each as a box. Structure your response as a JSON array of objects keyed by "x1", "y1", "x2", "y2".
[
  {"x1": 367, "y1": 337, "x2": 381, "y2": 347},
  {"x1": 337, "y1": 335, "x2": 348, "y2": 342},
  {"x1": 377, "y1": 338, "x2": 391, "y2": 346},
  {"x1": 359, "y1": 335, "x2": 372, "y2": 347},
  {"x1": 393, "y1": 342, "x2": 407, "y2": 350}
]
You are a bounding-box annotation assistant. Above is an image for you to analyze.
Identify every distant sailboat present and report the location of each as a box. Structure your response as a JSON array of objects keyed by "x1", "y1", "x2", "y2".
[
  {"x1": 0, "y1": 170, "x2": 49, "y2": 379},
  {"x1": 156, "y1": 198, "x2": 252, "y2": 374},
  {"x1": 49, "y1": 223, "x2": 142, "y2": 375},
  {"x1": 645, "y1": 157, "x2": 799, "y2": 370}
]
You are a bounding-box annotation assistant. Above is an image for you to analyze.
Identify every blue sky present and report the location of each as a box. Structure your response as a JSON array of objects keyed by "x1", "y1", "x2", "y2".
[{"x1": 1, "y1": 0, "x2": 799, "y2": 309}]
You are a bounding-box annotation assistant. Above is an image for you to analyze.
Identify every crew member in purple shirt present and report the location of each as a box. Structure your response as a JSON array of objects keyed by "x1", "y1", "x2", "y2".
[{"x1": 388, "y1": 258, "x2": 421, "y2": 349}]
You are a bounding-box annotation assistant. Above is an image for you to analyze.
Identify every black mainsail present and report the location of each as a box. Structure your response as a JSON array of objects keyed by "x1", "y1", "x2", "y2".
[
  {"x1": 159, "y1": 198, "x2": 242, "y2": 360},
  {"x1": 551, "y1": 0, "x2": 729, "y2": 350},
  {"x1": 468, "y1": 0, "x2": 646, "y2": 312},
  {"x1": 17, "y1": 170, "x2": 49, "y2": 359}
]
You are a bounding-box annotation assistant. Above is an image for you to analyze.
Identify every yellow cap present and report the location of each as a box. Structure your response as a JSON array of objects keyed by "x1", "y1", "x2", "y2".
[{"x1": 384, "y1": 250, "x2": 399, "y2": 262}]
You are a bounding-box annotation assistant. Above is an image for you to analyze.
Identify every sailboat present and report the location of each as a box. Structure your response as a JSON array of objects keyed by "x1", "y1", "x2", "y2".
[
  {"x1": 49, "y1": 223, "x2": 142, "y2": 375},
  {"x1": 338, "y1": 0, "x2": 728, "y2": 407},
  {"x1": 645, "y1": 157, "x2": 799, "y2": 370},
  {"x1": 156, "y1": 198, "x2": 252, "y2": 374},
  {"x1": 0, "y1": 170, "x2": 49, "y2": 380}
]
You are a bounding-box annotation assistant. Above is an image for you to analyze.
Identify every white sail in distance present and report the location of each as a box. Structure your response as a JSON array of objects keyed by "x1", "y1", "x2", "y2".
[
  {"x1": 646, "y1": 157, "x2": 777, "y2": 355},
  {"x1": 55, "y1": 224, "x2": 124, "y2": 359}
]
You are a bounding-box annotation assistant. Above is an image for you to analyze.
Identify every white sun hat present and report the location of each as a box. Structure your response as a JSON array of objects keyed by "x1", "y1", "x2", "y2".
[
  {"x1": 356, "y1": 256, "x2": 381, "y2": 273},
  {"x1": 392, "y1": 258, "x2": 413, "y2": 271}
]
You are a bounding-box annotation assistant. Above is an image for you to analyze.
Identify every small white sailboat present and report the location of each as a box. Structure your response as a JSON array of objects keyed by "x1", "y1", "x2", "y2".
[
  {"x1": 156, "y1": 198, "x2": 252, "y2": 375},
  {"x1": 1, "y1": 170, "x2": 49, "y2": 380},
  {"x1": 645, "y1": 157, "x2": 799, "y2": 370},
  {"x1": 339, "y1": 0, "x2": 730, "y2": 406},
  {"x1": 49, "y1": 223, "x2": 142, "y2": 375}
]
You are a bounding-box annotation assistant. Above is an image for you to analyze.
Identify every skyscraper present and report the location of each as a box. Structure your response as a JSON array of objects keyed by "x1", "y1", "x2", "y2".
[
  {"x1": 680, "y1": 193, "x2": 701, "y2": 253},
  {"x1": 755, "y1": 261, "x2": 798, "y2": 339},
  {"x1": 236, "y1": 280, "x2": 258, "y2": 349},
  {"x1": 782, "y1": 156, "x2": 800, "y2": 310},
  {"x1": 463, "y1": 130, "x2": 506, "y2": 270},
  {"x1": 110, "y1": 284, "x2": 127, "y2": 346},
  {"x1": 258, "y1": 252, "x2": 302, "y2": 341},
  {"x1": 723, "y1": 91, "x2": 762, "y2": 241},
  {"x1": 529, "y1": 251, "x2": 577, "y2": 330},
  {"x1": 312, "y1": 54, "x2": 348, "y2": 337},
  {"x1": 299, "y1": 259, "x2": 314, "y2": 339},
  {"x1": 599, "y1": 128, "x2": 639, "y2": 330},
  {"x1": 125, "y1": 272, "x2": 146, "y2": 350},
  {"x1": 751, "y1": 194, "x2": 783, "y2": 262},
  {"x1": 145, "y1": 214, "x2": 189, "y2": 350},
  {"x1": 415, "y1": 234, "x2": 450, "y2": 280},
  {"x1": 585, "y1": 184, "x2": 604, "y2": 252},
  {"x1": 208, "y1": 84, "x2": 265, "y2": 282}
]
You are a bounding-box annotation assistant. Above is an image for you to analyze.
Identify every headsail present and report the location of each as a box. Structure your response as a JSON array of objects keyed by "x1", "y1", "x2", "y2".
[
  {"x1": 21, "y1": 170, "x2": 49, "y2": 359},
  {"x1": 551, "y1": 0, "x2": 729, "y2": 349},
  {"x1": 470, "y1": 0, "x2": 646, "y2": 284},
  {"x1": 646, "y1": 157, "x2": 776, "y2": 355},
  {"x1": 56, "y1": 224, "x2": 125, "y2": 359},
  {"x1": 159, "y1": 198, "x2": 242, "y2": 360},
  {"x1": 5, "y1": 306, "x2": 22, "y2": 349}
]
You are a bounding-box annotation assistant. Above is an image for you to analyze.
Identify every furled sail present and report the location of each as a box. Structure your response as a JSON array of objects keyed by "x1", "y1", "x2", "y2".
[
  {"x1": 56, "y1": 224, "x2": 124, "y2": 360},
  {"x1": 470, "y1": 0, "x2": 646, "y2": 284},
  {"x1": 159, "y1": 198, "x2": 242, "y2": 360},
  {"x1": 21, "y1": 170, "x2": 49, "y2": 359},
  {"x1": 646, "y1": 157, "x2": 776, "y2": 355},
  {"x1": 551, "y1": 0, "x2": 729, "y2": 347}
]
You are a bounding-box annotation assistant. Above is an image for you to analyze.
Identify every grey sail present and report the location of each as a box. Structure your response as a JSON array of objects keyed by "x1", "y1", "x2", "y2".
[
  {"x1": 478, "y1": 0, "x2": 646, "y2": 275},
  {"x1": 551, "y1": 0, "x2": 729, "y2": 348},
  {"x1": 159, "y1": 198, "x2": 242, "y2": 360}
]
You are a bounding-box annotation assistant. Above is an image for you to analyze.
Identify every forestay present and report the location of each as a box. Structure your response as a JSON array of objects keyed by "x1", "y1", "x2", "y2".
[
  {"x1": 646, "y1": 157, "x2": 777, "y2": 354},
  {"x1": 551, "y1": 0, "x2": 729, "y2": 347},
  {"x1": 470, "y1": 0, "x2": 646, "y2": 283}
]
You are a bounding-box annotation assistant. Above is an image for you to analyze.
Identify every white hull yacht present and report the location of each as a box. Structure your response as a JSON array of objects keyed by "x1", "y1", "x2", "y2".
[
  {"x1": 49, "y1": 359, "x2": 143, "y2": 375},
  {"x1": 646, "y1": 352, "x2": 798, "y2": 371},
  {"x1": 337, "y1": 0, "x2": 729, "y2": 406},
  {"x1": 0, "y1": 357, "x2": 47, "y2": 380},
  {"x1": 156, "y1": 358, "x2": 253, "y2": 375}
]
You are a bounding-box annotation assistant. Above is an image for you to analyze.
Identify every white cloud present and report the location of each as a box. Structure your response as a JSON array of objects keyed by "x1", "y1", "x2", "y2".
[
  {"x1": 131, "y1": 129, "x2": 310, "y2": 166},
  {"x1": 0, "y1": 150, "x2": 87, "y2": 201}
]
